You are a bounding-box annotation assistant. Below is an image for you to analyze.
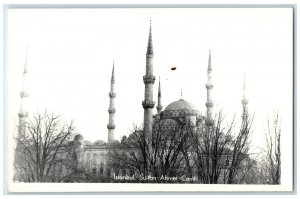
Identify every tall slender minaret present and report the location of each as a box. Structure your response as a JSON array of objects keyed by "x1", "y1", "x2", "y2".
[
  {"x1": 107, "y1": 61, "x2": 116, "y2": 144},
  {"x1": 156, "y1": 77, "x2": 163, "y2": 114},
  {"x1": 241, "y1": 74, "x2": 249, "y2": 126},
  {"x1": 142, "y1": 19, "x2": 156, "y2": 139},
  {"x1": 205, "y1": 49, "x2": 214, "y2": 124},
  {"x1": 18, "y1": 49, "x2": 29, "y2": 135}
]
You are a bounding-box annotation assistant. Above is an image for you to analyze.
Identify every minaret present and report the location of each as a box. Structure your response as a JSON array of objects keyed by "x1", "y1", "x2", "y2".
[
  {"x1": 156, "y1": 77, "x2": 163, "y2": 114},
  {"x1": 241, "y1": 74, "x2": 249, "y2": 126},
  {"x1": 18, "y1": 49, "x2": 29, "y2": 135},
  {"x1": 205, "y1": 49, "x2": 214, "y2": 124},
  {"x1": 142, "y1": 19, "x2": 156, "y2": 140},
  {"x1": 107, "y1": 61, "x2": 116, "y2": 144}
]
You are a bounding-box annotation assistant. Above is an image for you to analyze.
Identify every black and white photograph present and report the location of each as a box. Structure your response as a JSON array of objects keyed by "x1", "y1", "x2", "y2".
[{"x1": 4, "y1": 6, "x2": 293, "y2": 192}]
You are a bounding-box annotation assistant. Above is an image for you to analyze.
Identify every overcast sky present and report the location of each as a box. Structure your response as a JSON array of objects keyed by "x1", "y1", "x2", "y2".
[{"x1": 7, "y1": 8, "x2": 292, "y2": 153}]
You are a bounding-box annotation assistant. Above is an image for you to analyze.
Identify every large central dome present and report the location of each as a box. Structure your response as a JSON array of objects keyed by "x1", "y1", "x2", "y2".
[
  {"x1": 159, "y1": 99, "x2": 202, "y2": 124},
  {"x1": 161, "y1": 99, "x2": 202, "y2": 120},
  {"x1": 164, "y1": 99, "x2": 200, "y2": 113}
]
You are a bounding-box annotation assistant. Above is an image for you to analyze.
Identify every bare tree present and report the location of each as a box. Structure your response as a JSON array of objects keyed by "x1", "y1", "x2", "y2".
[
  {"x1": 108, "y1": 112, "x2": 257, "y2": 184},
  {"x1": 14, "y1": 112, "x2": 77, "y2": 182},
  {"x1": 189, "y1": 112, "x2": 234, "y2": 184},
  {"x1": 150, "y1": 120, "x2": 190, "y2": 182},
  {"x1": 108, "y1": 125, "x2": 146, "y2": 180},
  {"x1": 227, "y1": 116, "x2": 253, "y2": 184},
  {"x1": 108, "y1": 121, "x2": 191, "y2": 183},
  {"x1": 260, "y1": 113, "x2": 281, "y2": 184}
]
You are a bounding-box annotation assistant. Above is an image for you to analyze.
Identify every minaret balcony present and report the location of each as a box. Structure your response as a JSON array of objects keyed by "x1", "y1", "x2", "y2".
[
  {"x1": 18, "y1": 111, "x2": 29, "y2": 118},
  {"x1": 109, "y1": 92, "x2": 116, "y2": 98},
  {"x1": 205, "y1": 118, "x2": 214, "y2": 126},
  {"x1": 107, "y1": 124, "x2": 116, "y2": 129},
  {"x1": 206, "y1": 101, "x2": 214, "y2": 108},
  {"x1": 146, "y1": 53, "x2": 154, "y2": 58},
  {"x1": 241, "y1": 99, "x2": 249, "y2": 104},
  {"x1": 20, "y1": 91, "x2": 29, "y2": 97},
  {"x1": 142, "y1": 100, "x2": 155, "y2": 108},
  {"x1": 205, "y1": 84, "x2": 214, "y2": 89},
  {"x1": 108, "y1": 108, "x2": 116, "y2": 113},
  {"x1": 156, "y1": 105, "x2": 163, "y2": 111},
  {"x1": 242, "y1": 114, "x2": 248, "y2": 120},
  {"x1": 143, "y1": 75, "x2": 156, "y2": 84}
]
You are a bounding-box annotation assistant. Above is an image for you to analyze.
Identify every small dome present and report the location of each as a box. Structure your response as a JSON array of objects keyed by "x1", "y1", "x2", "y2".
[
  {"x1": 74, "y1": 134, "x2": 84, "y2": 141},
  {"x1": 94, "y1": 140, "x2": 106, "y2": 145},
  {"x1": 84, "y1": 140, "x2": 92, "y2": 145},
  {"x1": 108, "y1": 139, "x2": 120, "y2": 145}
]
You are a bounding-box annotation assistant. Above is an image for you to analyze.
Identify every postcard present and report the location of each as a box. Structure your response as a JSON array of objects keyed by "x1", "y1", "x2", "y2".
[{"x1": 4, "y1": 6, "x2": 294, "y2": 192}]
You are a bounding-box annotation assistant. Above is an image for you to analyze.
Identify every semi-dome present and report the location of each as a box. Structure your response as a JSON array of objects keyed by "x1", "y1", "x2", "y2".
[
  {"x1": 164, "y1": 99, "x2": 200, "y2": 114},
  {"x1": 154, "y1": 118, "x2": 177, "y2": 128},
  {"x1": 84, "y1": 140, "x2": 92, "y2": 145}
]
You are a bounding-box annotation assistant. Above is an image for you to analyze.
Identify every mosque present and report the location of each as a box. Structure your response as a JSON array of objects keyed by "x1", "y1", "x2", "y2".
[{"x1": 17, "y1": 21, "x2": 249, "y2": 182}]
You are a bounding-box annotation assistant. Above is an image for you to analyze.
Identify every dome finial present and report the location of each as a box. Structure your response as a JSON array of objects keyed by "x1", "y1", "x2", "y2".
[{"x1": 181, "y1": 89, "x2": 183, "y2": 99}]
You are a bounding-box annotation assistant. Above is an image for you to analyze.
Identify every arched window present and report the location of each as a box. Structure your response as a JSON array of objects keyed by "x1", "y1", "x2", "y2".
[
  {"x1": 100, "y1": 162, "x2": 104, "y2": 176},
  {"x1": 92, "y1": 153, "x2": 97, "y2": 165},
  {"x1": 115, "y1": 170, "x2": 119, "y2": 176},
  {"x1": 122, "y1": 169, "x2": 126, "y2": 176},
  {"x1": 100, "y1": 168, "x2": 104, "y2": 176},
  {"x1": 107, "y1": 169, "x2": 111, "y2": 177},
  {"x1": 129, "y1": 170, "x2": 134, "y2": 176},
  {"x1": 86, "y1": 153, "x2": 90, "y2": 160}
]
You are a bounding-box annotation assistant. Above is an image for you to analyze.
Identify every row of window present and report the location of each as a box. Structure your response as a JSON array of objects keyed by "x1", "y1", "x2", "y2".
[{"x1": 85, "y1": 152, "x2": 107, "y2": 161}]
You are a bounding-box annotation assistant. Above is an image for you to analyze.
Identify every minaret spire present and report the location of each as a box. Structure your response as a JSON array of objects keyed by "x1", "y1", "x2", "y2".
[
  {"x1": 146, "y1": 18, "x2": 153, "y2": 55},
  {"x1": 205, "y1": 48, "x2": 214, "y2": 125},
  {"x1": 107, "y1": 61, "x2": 116, "y2": 144},
  {"x1": 111, "y1": 60, "x2": 115, "y2": 83},
  {"x1": 18, "y1": 47, "x2": 30, "y2": 135},
  {"x1": 241, "y1": 73, "x2": 249, "y2": 126},
  {"x1": 142, "y1": 19, "x2": 156, "y2": 152},
  {"x1": 156, "y1": 77, "x2": 163, "y2": 114}
]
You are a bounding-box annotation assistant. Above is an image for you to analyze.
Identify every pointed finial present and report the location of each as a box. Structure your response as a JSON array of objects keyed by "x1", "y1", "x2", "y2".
[
  {"x1": 149, "y1": 18, "x2": 152, "y2": 34},
  {"x1": 243, "y1": 73, "x2": 246, "y2": 90},
  {"x1": 241, "y1": 73, "x2": 249, "y2": 122},
  {"x1": 111, "y1": 60, "x2": 115, "y2": 83},
  {"x1": 208, "y1": 48, "x2": 212, "y2": 72},
  {"x1": 158, "y1": 76, "x2": 161, "y2": 97},
  {"x1": 23, "y1": 45, "x2": 29, "y2": 74},
  {"x1": 146, "y1": 18, "x2": 153, "y2": 55},
  {"x1": 243, "y1": 73, "x2": 247, "y2": 100},
  {"x1": 156, "y1": 76, "x2": 163, "y2": 114},
  {"x1": 241, "y1": 73, "x2": 248, "y2": 106}
]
